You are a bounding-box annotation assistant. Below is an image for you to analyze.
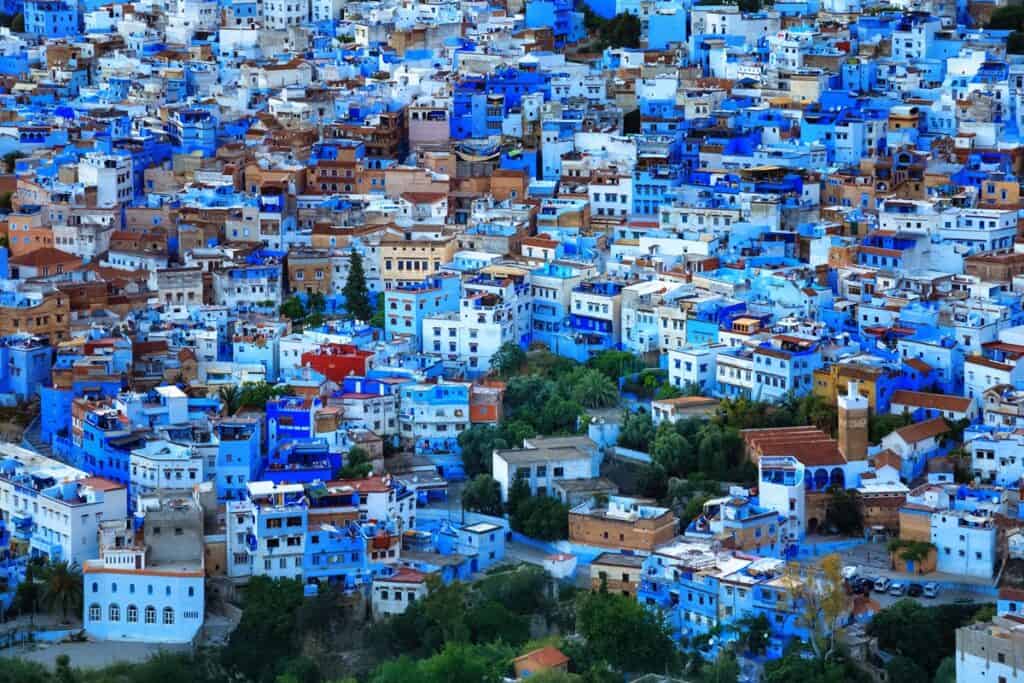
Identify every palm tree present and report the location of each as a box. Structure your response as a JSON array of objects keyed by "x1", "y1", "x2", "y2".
[
  {"x1": 218, "y1": 385, "x2": 242, "y2": 416},
  {"x1": 40, "y1": 561, "x2": 83, "y2": 624},
  {"x1": 15, "y1": 562, "x2": 42, "y2": 625},
  {"x1": 573, "y1": 369, "x2": 619, "y2": 409}
]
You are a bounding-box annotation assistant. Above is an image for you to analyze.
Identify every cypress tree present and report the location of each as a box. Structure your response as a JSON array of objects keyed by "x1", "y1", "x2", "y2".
[{"x1": 343, "y1": 249, "x2": 373, "y2": 321}]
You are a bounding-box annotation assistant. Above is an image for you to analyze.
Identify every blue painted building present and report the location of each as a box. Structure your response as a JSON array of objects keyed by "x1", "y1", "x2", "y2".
[
  {"x1": 24, "y1": 0, "x2": 79, "y2": 37},
  {"x1": 215, "y1": 419, "x2": 262, "y2": 502},
  {"x1": 383, "y1": 273, "x2": 461, "y2": 342}
]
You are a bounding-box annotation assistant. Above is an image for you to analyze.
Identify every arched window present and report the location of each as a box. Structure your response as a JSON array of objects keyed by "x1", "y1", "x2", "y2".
[
  {"x1": 188, "y1": 586, "x2": 194, "y2": 597},
  {"x1": 91, "y1": 582, "x2": 98, "y2": 593},
  {"x1": 127, "y1": 605, "x2": 138, "y2": 623},
  {"x1": 109, "y1": 604, "x2": 120, "y2": 622},
  {"x1": 162, "y1": 607, "x2": 174, "y2": 625},
  {"x1": 144, "y1": 605, "x2": 156, "y2": 624},
  {"x1": 88, "y1": 604, "x2": 101, "y2": 622}
]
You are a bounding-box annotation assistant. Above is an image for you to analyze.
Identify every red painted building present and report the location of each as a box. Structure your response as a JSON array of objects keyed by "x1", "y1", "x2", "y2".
[{"x1": 301, "y1": 344, "x2": 375, "y2": 382}]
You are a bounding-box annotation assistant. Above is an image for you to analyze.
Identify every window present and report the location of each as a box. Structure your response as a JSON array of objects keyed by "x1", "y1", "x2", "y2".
[
  {"x1": 163, "y1": 607, "x2": 175, "y2": 625},
  {"x1": 89, "y1": 604, "x2": 101, "y2": 621},
  {"x1": 109, "y1": 604, "x2": 120, "y2": 622},
  {"x1": 145, "y1": 606, "x2": 156, "y2": 624},
  {"x1": 127, "y1": 605, "x2": 138, "y2": 623}
]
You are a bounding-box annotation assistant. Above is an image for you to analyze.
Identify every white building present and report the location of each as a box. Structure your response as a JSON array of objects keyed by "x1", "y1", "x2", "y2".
[
  {"x1": 956, "y1": 616, "x2": 1024, "y2": 683},
  {"x1": 422, "y1": 293, "x2": 516, "y2": 376},
  {"x1": 492, "y1": 435, "x2": 601, "y2": 502},
  {"x1": 129, "y1": 440, "x2": 205, "y2": 510},
  {"x1": 371, "y1": 567, "x2": 428, "y2": 618},
  {"x1": 78, "y1": 153, "x2": 133, "y2": 208},
  {"x1": 83, "y1": 493, "x2": 205, "y2": 643},
  {"x1": 667, "y1": 344, "x2": 727, "y2": 394},
  {"x1": 227, "y1": 482, "x2": 307, "y2": 581},
  {"x1": 0, "y1": 444, "x2": 127, "y2": 566},
  {"x1": 758, "y1": 455, "x2": 805, "y2": 542},
  {"x1": 968, "y1": 431, "x2": 1024, "y2": 486},
  {"x1": 930, "y1": 509, "x2": 997, "y2": 579}
]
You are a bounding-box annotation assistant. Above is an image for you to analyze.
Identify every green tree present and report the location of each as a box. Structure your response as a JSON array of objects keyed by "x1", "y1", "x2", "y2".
[
  {"x1": 343, "y1": 249, "x2": 373, "y2": 321},
  {"x1": 598, "y1": 13, "x2": 642, "y2": 48},
  {"x1": 14, "y1": 562, "x2": 42, "y2": 624},
  {"x1": 337, "y1": 445, "x2": 373, "y2": 479},
  {"x1": 490, "y1": 342, "x2": 526, "y2": 379},
  {"x1": 370, "y1": 292, "x2": 386, "y2": 328},
  {"x1": 222, "y1": 577, "x2": 305, "y2": 682},
  {"x1": 618, "y1": 410, "x2": 655, "y2": 451},
  {"x1": 218, "y1": 385, "x2": 242, "y2": 416},
  {"x1": 307, "y1": 291, "x2": 326, "y2": 314},
  {"x1": 867, "y1": 599, "x2": 988, "y2": 677},
  {"x1": 886, "y1": 656, "x2": 928, "y2": 683},
  {"x1": 462, "y1": 474, "x2": 504, "y2": 516},
  {"x1": 534, "y1": 395, "x2": 582, "y2": 435},
  {"x1": 934, "y1": 656, "x2": 956, "y2": 683},
  {"x1": 40, "y1": 561, "x2": 82, "y2": 623},
  {"x1": 654, "y1": 383, "x2": 682, "y2": 400},
  {"x1": 575, "y1": 590, "x2": 678, "y2": 674},
  {"x1": 0, "y1": 657, "x2": 52, "y2": 683},
  {"x1": 504, "y1": 375, "x2": 557, "y2": 419},
  {"x1": 825, "y1": 487, "x2": 862, "y2": 534},
  {"x1": 420, "y1": 642, "x2": 513, "y2": 683},
  {"x1": 511, "y1": 496, "x2": 569, "y2": 541},
  {"x1": 728, "y1": 612, "x2": 771, "y2": 656},
  {"x1": 587, "y1": 350, "x2": 643, "y2": 382},
  {"x1": 369, "y1": 656, "x2": 422, "y2": 683},
  {"x1": 457, "y1": 424, "x2": 508, "y2": 478},
  {"x1": 54, "y1": 655, "x2": 75, "y2": 683},
  {"x1": 9, "y1": 13, "x2": 21, "y2": 32},
  {"x1": 571, "y1": 369, "x2": 619, "y2": 409},
  {"x1": 988, "y1": 4, "x2": 1024, "y2": 30},
  {"x1": 0, "y1": 192, "x2": 11, "y2": 211},
  {"x1": 698, "y1": 650, "x2": 740, "y2": 683},
  {"x1": 869, "y1": 412, "x2": 911, "y2": 442},
  {"x1": 652, "y1": 423, "x2": 694, "y2": 476},
  {"x1": 2, "y1": 151, "x2": 23, "y2": 173},
  {"x1": 796, "y1": 394, "x2": 838, "y2": 435},
  {"x1": 763, "y1": 646, "x2": 867, "y2": 683},
  {"x1": 239, "y1": 381, "x2": 291, "y2": 409},
  {"x1": 1009, "y1": 31, "x2": 1024, "y2": 54},
  {"x1": 280, "y1": 296, "x2": 306, "y2": 323}
]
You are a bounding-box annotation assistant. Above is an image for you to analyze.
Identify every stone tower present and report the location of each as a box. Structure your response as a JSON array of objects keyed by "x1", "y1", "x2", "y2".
[{"x1": 837, "y1": 380, "x2": 869, "y2": 461}]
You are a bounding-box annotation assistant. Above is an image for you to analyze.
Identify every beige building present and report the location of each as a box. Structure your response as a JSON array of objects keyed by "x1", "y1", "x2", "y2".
[
  {"x1": 379, "y1": 230, "x2": 456, "y2": 288},
  {"x1": 569, "y1": 495, "x2": 677, "y2": 552},
  {"x1": 590, "y1": 552, "x2": 644, "y2": 596}
]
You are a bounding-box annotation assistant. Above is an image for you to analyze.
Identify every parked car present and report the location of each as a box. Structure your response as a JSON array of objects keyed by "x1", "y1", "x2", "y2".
[
  {"x1": 923, "y1": 583, "x2": 940, "y2": 598},
  {"x1": 888, "y1": 582, "x2": 906, "y2": 597},
  {"x1": 858, "y1": 577, "x2": 875, "y2": 593},
  {"x1": 874, "y1": 577, "x2": 891, "y2": 592},
  {"x1": 842, "y1": 565, "x2": 858, "y2": 581},
  {"x1": 907, "y1": 583, "x2": 924, "y2": 597}
]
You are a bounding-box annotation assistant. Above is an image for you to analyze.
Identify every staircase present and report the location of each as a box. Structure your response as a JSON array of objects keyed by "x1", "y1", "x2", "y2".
[{"x1": 20, "y1": 419, "x2": 53, "y2": 460}]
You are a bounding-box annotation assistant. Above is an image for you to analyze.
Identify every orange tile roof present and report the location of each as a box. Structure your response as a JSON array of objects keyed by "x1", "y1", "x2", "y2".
[
  {"x1": 889, "y1": 390, "x2": 971, "y2": 413},
  {"x1": 513, "y1": 646, "x2": 570, "y2": 671},
  {"x1": 78, "y1": 476, "x2": 125, "y2": 492},
  {"x1": 890, "y1": 417, "x2": 949, "y2": 444}
]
